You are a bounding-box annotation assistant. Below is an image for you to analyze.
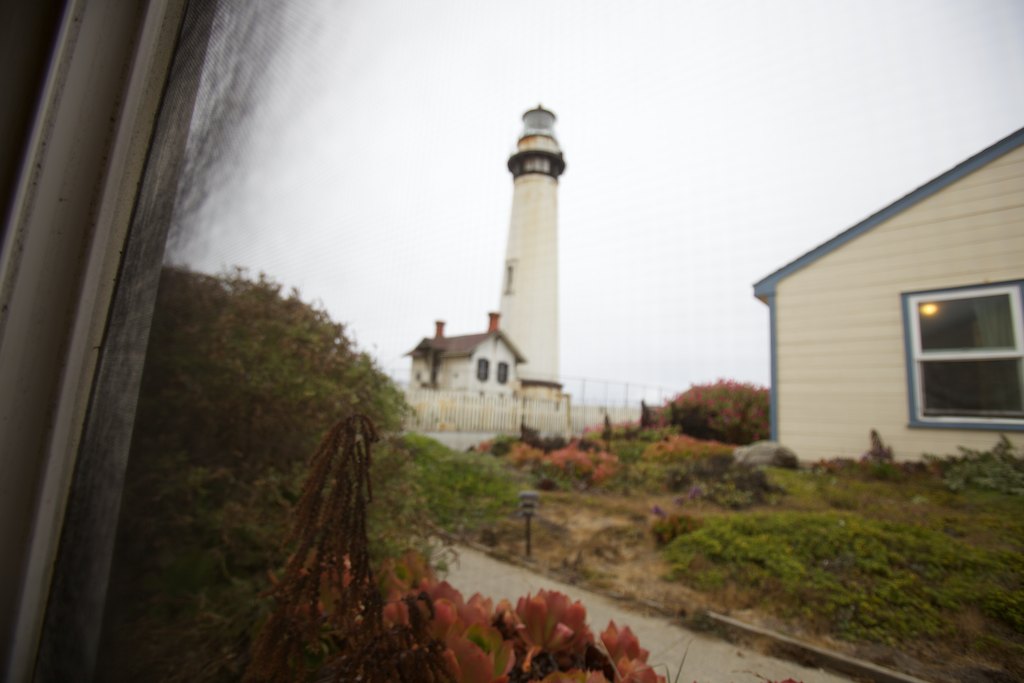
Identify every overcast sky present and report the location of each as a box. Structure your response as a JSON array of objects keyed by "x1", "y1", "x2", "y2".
[{"x1": 171, "y1": 0, "x2": 1024, "y2": 404}]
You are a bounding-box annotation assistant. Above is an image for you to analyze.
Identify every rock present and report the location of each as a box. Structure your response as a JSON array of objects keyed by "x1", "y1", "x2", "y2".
[{"x1": 733, "y1": 441, "x2": 799, "y2": 469}]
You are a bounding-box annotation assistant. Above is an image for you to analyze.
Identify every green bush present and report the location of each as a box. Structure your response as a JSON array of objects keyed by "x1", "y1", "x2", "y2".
[
  {"x1": 606, "y1": 439, "x2": 647, "y2": 464},
  {"x1": 582, "y1": 424, "x2": 678, "y2": 444},
  {"x1": 663, "y1": 380, "x2": 769, "y2": 445},
  {"x1": 579, "y1": 427, "x2": 679, "y2": 467},
  {"x1": 99, "y1": 267, "x2": 411, "y2": 682},
  {"x1": 930, "y1": 436, "x2": 1024, "y2": 496},
  {"x1": 651, "y1": 513, "x2": 703, "y2": 545},
  {"x1": 489, "y1": 433, "x2": 519, "y2": 456},
  {"x1": 641, "y1": 434, "x2": 735, "y2": 463},
  {"x1": 402, "y1": 433, "x2": 523, "y2": 532}
]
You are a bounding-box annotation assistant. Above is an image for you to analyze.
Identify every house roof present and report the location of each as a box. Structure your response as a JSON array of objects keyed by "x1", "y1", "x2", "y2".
[
  {"x1": 753, "y1": 126, "x2": 1024, "y2": 303},
  {"x1": 406, "y1": 331, "x2": 527, "y2": 363}
]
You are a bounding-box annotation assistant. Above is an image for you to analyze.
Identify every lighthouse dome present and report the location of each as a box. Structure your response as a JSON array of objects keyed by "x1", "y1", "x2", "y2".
[{"x1": 521, "y1": 106, "x2": 557, "y2": 139}]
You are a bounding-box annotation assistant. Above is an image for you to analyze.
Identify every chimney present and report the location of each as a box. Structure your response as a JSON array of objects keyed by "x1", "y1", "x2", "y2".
[
  {"x1": 435, "y1": 320, "x2": 445, "y2": 339},
  {"x1": 487, "y1": 312, "x2": 500, "y2": 333}
]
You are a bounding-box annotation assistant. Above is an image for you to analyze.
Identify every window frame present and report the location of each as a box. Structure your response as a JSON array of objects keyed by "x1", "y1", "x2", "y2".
[
  {"x1": 476, "y1": 357, "x2": 489, "y2": 382},
  {"x1": 497, "y1": 361, "x2": 509, "y2": 384},
  {"x1": 902, "y1": 280, "x2": 1024, "y2": 431},
  {"x1": 0, "y1": 2, "x2": 196, "y2": 678}
]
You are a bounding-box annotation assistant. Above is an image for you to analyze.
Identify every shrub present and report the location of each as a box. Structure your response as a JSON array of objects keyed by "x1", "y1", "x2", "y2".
[
  {"x1": 631, "y1": 434, "x2": 781, "y2": 507},
  {"x1": 545, "y1": 443, "x2": 619, "y2": 487},
  {"x1": 663, "y1": 380, "x2": 769, "y2": 445},
  {"x1": 247, "y1": 416, "x2": 454, "y2": 683},
  {"x1": 480, "y1": 434, "x2": 518, "y2": 456},
  {"x1": 520, "y1": 424, "x2": 569, "y2": 452},
  {"x1": 506, "y1": 440, "x2": 620, "y2": 489},
  {"x1": 929, "y1": 436, "x2": 1024, "y2": 496},
  {"x1": 100, "y1": 267, "x2": 411, "y2": 681},
  {"x1": 582, "y1": 422, "x2": 676, "y2": 444},
  {"x1": 810, "y1": 457, "x2": 929, "y2": 483},
  {"x1": 651, "y1": 514, "x2": 703, "y2": 545},
  {"x1": 507, "y1": 442, "x2": 546, "y2": 467},
  {"x1": 641, "y1": 434, "x2": 734, "y2": 463},
  {"x1": 403, "y1": 434, "x2": 522, "y2": 533}
]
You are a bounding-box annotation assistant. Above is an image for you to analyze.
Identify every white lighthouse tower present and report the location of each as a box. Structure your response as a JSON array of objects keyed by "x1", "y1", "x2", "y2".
[{"x1": 499, "y1": 105, "x2": 566, "y2": 399}]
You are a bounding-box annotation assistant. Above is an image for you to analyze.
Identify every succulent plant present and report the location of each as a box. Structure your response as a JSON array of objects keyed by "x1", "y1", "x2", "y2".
[
  {"x1": 515, "y1": 590, "x2": 593, "y2": 657},
  {"x1": 446, "y1": 625, "x2": 516, "y2": 683}
]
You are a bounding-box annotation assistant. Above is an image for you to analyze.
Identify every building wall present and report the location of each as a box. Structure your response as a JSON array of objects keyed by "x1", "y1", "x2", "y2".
[
  {"x1": 410, "y1": 355, "x2": 469, "y2": 389},
  {"x1": 410, "y1": 339, "x2": 518, "y2": 394},
  {"x1": 410, "y1": 357, "x2": 430, "y2": 387},
  {"x1": 469, "y1": 337, "x2": 518, "y2": 396},
  {"x1": 775, "y1": 144, "x2": 1024, "y2": 460},
  {"x1": 500, "y1": 172, "x2": 560, "y2": 385},
  {"x1": 438, "y1": 356, "x2": 471, "y2": 392}
]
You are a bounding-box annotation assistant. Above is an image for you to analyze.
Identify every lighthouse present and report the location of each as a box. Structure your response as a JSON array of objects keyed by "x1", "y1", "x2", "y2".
[{"x1": 499, "y1": 105, "x2": 566, "y2": 398}]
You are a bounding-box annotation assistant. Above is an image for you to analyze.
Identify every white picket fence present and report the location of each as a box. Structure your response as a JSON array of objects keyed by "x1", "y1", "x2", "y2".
[{"x1": 403, "y1": 389, "x2": 641, "y2": 436}]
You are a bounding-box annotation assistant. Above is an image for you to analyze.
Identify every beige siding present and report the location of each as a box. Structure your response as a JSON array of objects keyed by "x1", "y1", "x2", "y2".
[{"x1": 776, "y1": 145, "x2": 1024, "y2": 460}]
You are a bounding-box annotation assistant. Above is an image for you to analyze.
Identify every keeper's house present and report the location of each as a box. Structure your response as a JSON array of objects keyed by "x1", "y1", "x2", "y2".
[
  {"x1": 754, "y1": 127, "x2": 1024, "y2": 460},
  {"x1": 407, "y1": 313, "x2": 526, "y2": 396}
]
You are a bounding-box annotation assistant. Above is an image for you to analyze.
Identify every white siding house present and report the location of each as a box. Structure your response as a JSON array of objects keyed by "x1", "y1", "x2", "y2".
[
  {"x1": 407, "y1": 314, "x2": 526, "y2": 396},
  {"x1": 754, "y1": 127, "x2": 1024, "y2": 461}
]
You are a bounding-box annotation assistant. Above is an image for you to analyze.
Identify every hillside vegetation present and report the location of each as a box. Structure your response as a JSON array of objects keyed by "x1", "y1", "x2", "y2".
[
  {"x1": 471, "y1": 424, "x2": 1024, "y2": 682},
  {"x1": 96, "y1": 268, "x2": 518, "y2": 681}
]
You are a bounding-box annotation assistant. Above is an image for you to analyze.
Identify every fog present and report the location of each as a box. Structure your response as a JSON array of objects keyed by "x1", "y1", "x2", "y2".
[{"x1": 168, "y1": 0, "x2": 1024, "y2": 402}]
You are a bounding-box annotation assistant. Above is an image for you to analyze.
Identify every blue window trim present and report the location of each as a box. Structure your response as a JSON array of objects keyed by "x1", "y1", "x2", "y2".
[
  {"x1": 901, "y1": 279, "x2": 1024, "y2": 432},
  {"x1": 767, "y1": 293, "x2": 779, "y2": 441}
]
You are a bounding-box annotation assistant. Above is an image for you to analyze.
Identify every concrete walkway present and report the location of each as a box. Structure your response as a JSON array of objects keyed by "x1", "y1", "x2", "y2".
[{"x1": 443, "y1": 545, "x2": 852, "y2": 683}]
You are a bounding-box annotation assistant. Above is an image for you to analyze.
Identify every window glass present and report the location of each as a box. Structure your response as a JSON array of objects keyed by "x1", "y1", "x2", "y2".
[
  {"x1": 497, "y1": 362, "x2": 508, "y2": 384},
  {"x1": 476, "y1": 358, "x2": 489, "y2": 381},
  {"x1": 922, "y1": 359, "x2": 1023, "y2": 416},
  {"x1": 918, "y1": 294, "x2": 1014, "y2": 351}
]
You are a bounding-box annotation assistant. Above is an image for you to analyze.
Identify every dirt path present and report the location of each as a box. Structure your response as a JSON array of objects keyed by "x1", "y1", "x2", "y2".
[{"x1": 443, "y1": 544, "x2": 853, "y2": 683}]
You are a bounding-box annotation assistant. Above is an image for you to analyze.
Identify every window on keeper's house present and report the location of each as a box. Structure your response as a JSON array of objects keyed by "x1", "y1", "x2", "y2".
[
  {"x1": 903, "y1": 283, "x2": 1024, "y2": 426},
  {"x1": 497, "y1": 362, "x2": 508, "y2": 384},
  {"x1": 477, "y1": 358, "x2": 489, "y2": 382}
]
